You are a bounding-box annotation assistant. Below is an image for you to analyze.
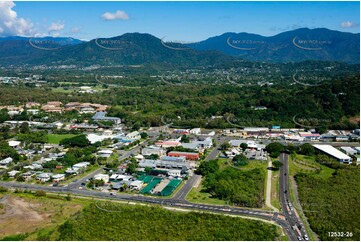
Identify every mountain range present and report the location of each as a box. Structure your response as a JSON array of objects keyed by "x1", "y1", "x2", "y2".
[{"x1": 0, "y1": 28, "x2": 358, "y2": 67}]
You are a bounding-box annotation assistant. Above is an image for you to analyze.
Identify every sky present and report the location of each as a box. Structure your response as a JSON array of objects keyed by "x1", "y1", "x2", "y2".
[{"x1": 0, "y1": 1, "x2": 359, "y2": 41}]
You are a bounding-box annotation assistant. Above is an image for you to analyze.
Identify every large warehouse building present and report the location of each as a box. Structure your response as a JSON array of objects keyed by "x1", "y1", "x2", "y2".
[{"x1": 313, "y1": 144, "x2": 352, "y2": 164}]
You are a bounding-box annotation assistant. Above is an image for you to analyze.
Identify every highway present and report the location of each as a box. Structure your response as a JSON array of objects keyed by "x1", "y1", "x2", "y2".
[{"x1": 279, "y1": 153, "x2": 308, "y2": 241}]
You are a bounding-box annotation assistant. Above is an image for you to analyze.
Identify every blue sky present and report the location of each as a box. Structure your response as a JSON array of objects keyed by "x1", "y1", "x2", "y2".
[{"x1": 1, "y1": 1, "x2": 359, "y2": 41}]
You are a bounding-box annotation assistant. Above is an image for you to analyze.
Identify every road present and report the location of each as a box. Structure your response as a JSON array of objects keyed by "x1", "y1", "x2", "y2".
[
  {"x1": 172, "y1": 174, "x2": 201, "y2": 200},
  {"x1": 205, "y1": 136, "x2": 231, "y2": 161},
  {"x1": 279, "y1": 153, "x2": 308, "y2": 241}
]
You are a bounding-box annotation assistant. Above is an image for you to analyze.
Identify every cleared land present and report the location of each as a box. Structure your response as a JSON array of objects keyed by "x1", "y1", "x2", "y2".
[{"x1": 0, "y1": 193, "x2": 85, "y2": 240}]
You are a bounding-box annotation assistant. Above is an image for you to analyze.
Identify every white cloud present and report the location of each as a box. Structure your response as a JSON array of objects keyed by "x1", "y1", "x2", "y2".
[
  {"x1": 0, "y1": 1, "x2": 34, "y2": 36},
  {"x1": 48, "y1": 21, "x2": 65, "y2": 32},
  {"x1": 341, "y1": 21, "x2": 358, "y2": 28},
  {"x1": 70, "y1": 27, "x2": 81, "y2": 33},
  {"x1": 102, "y1": 10, "x2": 129, "y2": 21}
]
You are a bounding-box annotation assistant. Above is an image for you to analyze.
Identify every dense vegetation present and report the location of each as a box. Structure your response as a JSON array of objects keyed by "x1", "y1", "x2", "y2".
[
  {"x1": 0, "y1": 68, "x2": 359, "y2": 130},
  {"x1": 295, "y1": 167, "x2": 360, "y2": 241},
  {"x1": 57, "y1": 202, "x2": 279, "y2": 241},
  {"x1": 197, "y1": 160, "x2": 265, "y2": 208}
]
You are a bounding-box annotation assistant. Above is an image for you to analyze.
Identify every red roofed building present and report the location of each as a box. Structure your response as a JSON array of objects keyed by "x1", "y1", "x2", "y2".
[{"x1": 168, "y1": 151, "x2": 200, "y2": 160}]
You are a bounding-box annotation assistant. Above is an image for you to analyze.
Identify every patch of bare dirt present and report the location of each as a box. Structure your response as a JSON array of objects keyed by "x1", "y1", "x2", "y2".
[{"x1": 0, "y1": 196, "x2": 49, "y2": 238}]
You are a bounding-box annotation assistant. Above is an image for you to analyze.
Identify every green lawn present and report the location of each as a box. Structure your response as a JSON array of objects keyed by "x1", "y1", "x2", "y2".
[
  {"x1": 47, "y1": 134, "x2": 77, "y2": 144},
  {"x1": 186, "y1": 182, "x2": 227, "y2": 206}
]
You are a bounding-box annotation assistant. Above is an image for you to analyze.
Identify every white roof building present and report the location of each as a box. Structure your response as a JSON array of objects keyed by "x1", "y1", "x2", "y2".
[
  {"x1": 0, "y1": 157, "x2": 13, "y2": 166},
  {"x1": 313, "y1": 145, "x2": 352, "y2": 164},
  {"x1": 340, "y1": 147, "x2": 357, "y2": 156},
  {"x1": 94, "y1": 174, "x2": 109, "y2": 183},
  {"x1": 8, "y1": 140, "x2": 21, "y2": 147}
]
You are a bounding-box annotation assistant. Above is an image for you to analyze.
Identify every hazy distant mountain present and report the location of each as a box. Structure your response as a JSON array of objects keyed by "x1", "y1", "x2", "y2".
[
  {"x1": 187, "y1": 28, "x2": 360, "y2": 63},
  {"x1": 0, "y1": 28, "x2": 358, "y2": 67}
]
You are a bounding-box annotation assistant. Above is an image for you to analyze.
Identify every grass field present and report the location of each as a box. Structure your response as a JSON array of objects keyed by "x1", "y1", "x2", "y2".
[
  {"x1": 271, "y1": 169, "x2": 281, "y2": 210},
  {"x1": 186, "y1": 182, "x2": 228, "y2": 206},
  {"x1": 47, "y1": 134, "x2": 77, "y2": 144}
]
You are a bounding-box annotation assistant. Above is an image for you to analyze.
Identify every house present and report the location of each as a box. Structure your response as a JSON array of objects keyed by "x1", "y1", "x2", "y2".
[
  {"x1": 155, "y1": 140, "x2": 181, "y2": 148},
  {"x1": 92, "y1": 112, "x2": 121, "y2": 124},
  {"x1": 168, "y1": 151, "x2": 200, "y2": 160},
  {"x1": 46, "y1": 101, "x2": 62, "y2": 106},
  {"x1": 313, "y1": 145, "x2": 352, "y2": 164},
  {"x1": 167, "y1": 169, "x2": 182, "y2": 177},
  {"x1": 335, "y1": 135, "x2": 349, "y2": 142},
  {"x1": 0, "y1": 157, "x2": 13, "y2": 167},
  {"x1": 299, "y1": 132, "x2": 321, "y2": 140},
  {"x1": 142, "y1": 146, "x2": 165, "y2": 157},
  {"x1": 98, "y1": 149, "x2": 114, "y2": 158},
  {"x1": 253, "y1": 106, "x2": 268, "y2": 110},
  {"x1": 27, "y1": 109, "x2": 39, "y2": 115},
  {"x1": 52, "y1": 174, "x2": 65, "y2": 182},
  {"x1": 8, "y1": 140, "x2": 21, "y2": 148},
  {"x1": 126, "y1": 131, "x2": 141, "y2": 140},
  {"x1": 8, "y1": 170, "x2": 20, "y2": 178},
  {"x1": 94, "y1": 174, "x2": 109, "y2": 183},
  {"x1": 130, "y1": 180, "x2": 144, "y2": 190},
  {"x1": 22, "y1": 172, "x2": 34, "y2": 181},
  {"x1": 37, "y1": 173, "x2": 53, "y2": 182},
  {"x1": 190, "y1": 128, "x2": 201, "y2": 135},
  {"x1": 73, "y1": 162, "x2": 90, "y2": 170}
]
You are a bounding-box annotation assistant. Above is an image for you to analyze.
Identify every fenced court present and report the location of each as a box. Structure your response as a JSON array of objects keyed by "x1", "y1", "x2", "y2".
[
  {"x1": 160, "y1": 179, "x2": 182, "y2": 196},
  {"x1": 140, "y1": 177, "x2": 162, "y2": 194}
]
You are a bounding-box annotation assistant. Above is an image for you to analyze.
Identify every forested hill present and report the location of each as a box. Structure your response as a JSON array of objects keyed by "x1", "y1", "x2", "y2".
[
  {"x1": 187, "y1": 28, "x2": 360, "y2": 63},
  {"x1": 0, "y1": 33, "x2": 237, "y2": 67},
  {"x1": 0, "y1": 28, "x2": 359, "y2": 67}
]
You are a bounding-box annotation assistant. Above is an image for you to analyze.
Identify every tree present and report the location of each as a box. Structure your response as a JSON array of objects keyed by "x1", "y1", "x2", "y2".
[
  {"x1": 196, "y1": 159, "x2": 219, "y2": 176},
  {"x1": 266, "y1": 142, "x2": 285, "y2": 158},
  {"x1": 140, "y1": 132, "x2": 148, "y2": 139},
  {"x1": 16, "y1": 175, "x2": 25, "y2": 182},
  {"x1": 34, "y1": 190, "x2": 46, "y2": 197},
  {"x1": 149, "y1": 154, "x2": 159, "y2": 160},
  {"x1": 240, "y1": 143, "x2": 248, "y2": 151},
  {"x1": 60, "y1": 134, "x2": 90, "y2": 147},
  {"x1": 232, "y1": 154, "x2": 249, "y2": 167},
  {"x1": 144, "y1": 166, "x2": 152, "y2": 174},
  {"x1": 298, "y1": 143, "x2": 315, "y2": 156},
  {"x1": 20, "y1": 122, "x2": 30, "y2": 134},
  {"x1": 180, "y1": 134, "x2": 190, "y2": 143},
  {"x1": 272, "y1": 160, "x2": 283, "y2": 170},
  {"x1": 220, "y1": 142, "x2": 231, "y2": 151}
]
